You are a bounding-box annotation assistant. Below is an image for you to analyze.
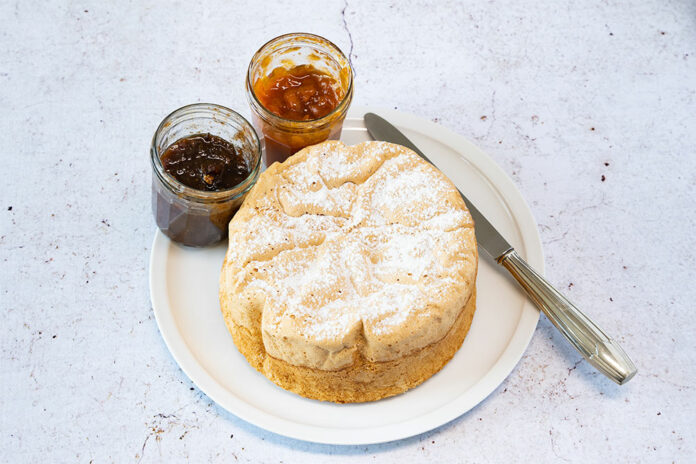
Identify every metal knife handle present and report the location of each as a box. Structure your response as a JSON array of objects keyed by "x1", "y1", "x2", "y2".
[{"x1": 499, "y1": 250, "x2": 637, "y2": 385}]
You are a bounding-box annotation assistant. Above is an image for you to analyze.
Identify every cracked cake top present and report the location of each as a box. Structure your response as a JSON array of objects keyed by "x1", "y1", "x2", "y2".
[{"x1": 220, "y1": 141, "x2": 477, "y2": 371}]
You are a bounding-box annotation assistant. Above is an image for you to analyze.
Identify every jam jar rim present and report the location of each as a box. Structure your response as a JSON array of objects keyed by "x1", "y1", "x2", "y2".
[
  {"x1": 246, "y1": 32, "x2": 354, "y2": 127},
  {"x1": 150, "y1": 103, "x2": 262, "y2": 203}
]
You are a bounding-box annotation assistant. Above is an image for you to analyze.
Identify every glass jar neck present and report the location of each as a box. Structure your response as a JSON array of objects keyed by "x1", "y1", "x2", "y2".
[
  {"x1": 246, "y1": 33, "x2": 354, "y2": 131},
  {"x1": 150, "y1": 103, "x2": 261, "y2": 203}
]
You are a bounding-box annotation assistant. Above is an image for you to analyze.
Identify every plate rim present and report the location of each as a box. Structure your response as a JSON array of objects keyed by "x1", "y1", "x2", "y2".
[{"x1": 149, "y1": 106, "x2": 544, "y2": 445}]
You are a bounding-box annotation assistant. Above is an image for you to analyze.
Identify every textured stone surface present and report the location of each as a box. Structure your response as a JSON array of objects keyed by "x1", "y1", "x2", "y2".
[{"x1": 1, "y1": 0, "x2": 694, "y2": 462}]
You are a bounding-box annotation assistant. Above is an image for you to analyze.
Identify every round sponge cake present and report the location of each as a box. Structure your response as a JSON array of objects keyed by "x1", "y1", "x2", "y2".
[{"x1": 219, "y1": 141, "x2": 478, "y2": 402}]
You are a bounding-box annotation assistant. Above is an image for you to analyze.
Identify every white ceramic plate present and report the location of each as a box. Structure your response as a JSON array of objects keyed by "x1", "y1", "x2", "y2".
[{"x1": 149, "y1": 107, "x2": 544, "y2": 445}]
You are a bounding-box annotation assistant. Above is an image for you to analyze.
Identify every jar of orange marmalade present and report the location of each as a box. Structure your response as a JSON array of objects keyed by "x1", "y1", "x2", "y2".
[{"x1": 246, "y1": 33, "x2": 353, "y2": 166}]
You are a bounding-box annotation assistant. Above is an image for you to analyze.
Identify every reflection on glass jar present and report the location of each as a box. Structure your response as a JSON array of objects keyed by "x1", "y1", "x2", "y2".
[
  {"x1": 246, "y1": 33, "x2": 353, "y2": 166},
  {"x1": 150, "y1": 103, "x2": 261, "y2": 247}
]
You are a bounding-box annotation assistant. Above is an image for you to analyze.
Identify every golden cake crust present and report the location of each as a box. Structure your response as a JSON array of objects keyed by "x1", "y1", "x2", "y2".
[
  {"x1": 225, "y1": 289, "x2": 475, "y2": 402},
  {"x1": 219, "y1": 141, "x2": 478, "y2": 402}
]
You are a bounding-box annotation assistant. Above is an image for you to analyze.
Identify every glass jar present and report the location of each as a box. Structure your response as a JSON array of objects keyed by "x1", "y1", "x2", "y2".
[
  {"x1": 150, "y1": 103, "x2": 261, "y2": 247},
  {"x1": 246, "y1": 33, "x2": 354, "y2": 166}
]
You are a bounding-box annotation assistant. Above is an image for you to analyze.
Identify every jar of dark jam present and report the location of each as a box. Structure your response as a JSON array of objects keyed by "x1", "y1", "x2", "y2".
[
  {"x1": 150, "y1": 103, "x2": 261, "y2": 247},
  {"x1": 246, "y1": 33, "x2": 353, "y2": 167}
]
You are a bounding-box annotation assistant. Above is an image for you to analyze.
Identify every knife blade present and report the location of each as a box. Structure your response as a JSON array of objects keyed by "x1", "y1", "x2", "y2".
[{"x1": 363, "y1": 112, "x2": 637, "y2": 385}]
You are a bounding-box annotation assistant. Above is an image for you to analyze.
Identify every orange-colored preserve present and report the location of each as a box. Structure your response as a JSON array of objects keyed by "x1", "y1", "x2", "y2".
[
  {"x1": 253, "y1": 64, "x2": 340, "y2": 121},
  {"x1": 251, "y1": 63, "x2": 348, "y2": 166}
]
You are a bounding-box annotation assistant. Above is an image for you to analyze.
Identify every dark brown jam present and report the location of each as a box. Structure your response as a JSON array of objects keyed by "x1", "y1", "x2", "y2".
[
  {"x1": 161, "y1": 133, "x2": 250, "y2": 191},
  {"x1": 154, "y1": 133, "x2": 254, "y2": 247}
]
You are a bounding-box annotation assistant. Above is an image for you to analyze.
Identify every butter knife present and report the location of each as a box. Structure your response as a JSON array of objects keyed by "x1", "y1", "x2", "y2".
[{"x1": 364, "y1": 112, "x2": 637, "y2": 385}]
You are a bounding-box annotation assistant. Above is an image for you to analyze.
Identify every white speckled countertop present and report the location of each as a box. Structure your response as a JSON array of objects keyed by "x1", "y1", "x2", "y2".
[{"x1": 2, "y1": 1, "x2": 695, "y2": 462}]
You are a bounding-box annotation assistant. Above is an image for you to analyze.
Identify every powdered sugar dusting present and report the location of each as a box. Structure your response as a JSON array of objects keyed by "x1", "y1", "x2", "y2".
[{"x1": 225, "y1": 141, "x2": 476, "y2": 347}]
